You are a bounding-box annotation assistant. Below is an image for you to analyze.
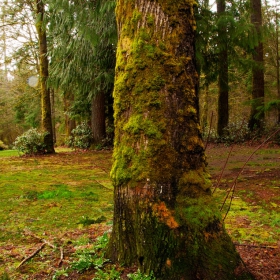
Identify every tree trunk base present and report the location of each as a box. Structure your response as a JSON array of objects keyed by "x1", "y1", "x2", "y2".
[{"x1": 107, "y1": 195, "x2": 255, "y2": 280}]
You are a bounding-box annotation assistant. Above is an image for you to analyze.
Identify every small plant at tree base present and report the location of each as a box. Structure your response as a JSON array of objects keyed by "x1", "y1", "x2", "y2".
[
  {"x1": 71, "y1": 232, "x2": 110, "y2": 272},
  {"x1": 13, "y1": 128, "x2": 48, "y2": 155},
  {"x1": 67, "y1": 122, "x2": 93, "y2": 150},
  {"x1": 93, "y1": 267, "x2": 121, "y2": 280},
  {"x1": 52, "y1": 268, "x2": 69, "y2": 279},
  {"x1": 127, "y1": 269, "x2": 156, "y2": 280}
]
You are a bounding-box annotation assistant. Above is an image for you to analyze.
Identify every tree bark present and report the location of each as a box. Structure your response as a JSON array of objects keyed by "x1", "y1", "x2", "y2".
[
  {"x1": 217, "y1": 0, "x2": 229, "y2": 138},
  {"x1": 106, "y1": 0, "x2": 253, "y2": 279},
  {"x1": 63, "y1": 92, "x2": 76, "y2": 137},
  {"x1": 249, "y1": 0, "x2": 265, "y2": 130},
  {"x1": 276, "y1": 10, "x2": 280, "y2": 124},
  {"x1": 36, "y1": 0, "x2": 55, "y2": 153},
  {"x1": 91, "y1": 92, "x2": 106, "y2": 144}
]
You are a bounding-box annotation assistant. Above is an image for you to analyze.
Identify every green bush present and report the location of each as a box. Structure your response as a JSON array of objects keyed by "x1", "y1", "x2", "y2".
[
  {"x1": 13, "y1": 128, "x2": 48, "y2": 155},
  {"x1": 67, "y1": 122, "x2": 93, "y2": 149}
]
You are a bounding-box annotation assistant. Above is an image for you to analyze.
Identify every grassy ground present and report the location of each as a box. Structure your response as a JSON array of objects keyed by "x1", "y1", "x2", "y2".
[{"x1": 0, "y1": 145, "x2": 279, "y2": 279}]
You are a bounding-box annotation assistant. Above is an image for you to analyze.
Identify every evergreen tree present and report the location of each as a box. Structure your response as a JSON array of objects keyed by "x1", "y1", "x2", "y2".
[
  {"x1": 248, "y1": 0, "x2": 265, "y2": 130},
  {"x1": 48, "y1": 0, "x2": 116, "y2": 144},
  {"x1": 217, "y1": 0, "x2": 229, "y2": 137}
]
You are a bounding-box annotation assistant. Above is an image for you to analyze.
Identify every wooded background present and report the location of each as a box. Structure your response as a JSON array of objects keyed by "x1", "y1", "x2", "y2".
[{"x1": 0, "y1": 0, "x2": 279, "y2": 149}]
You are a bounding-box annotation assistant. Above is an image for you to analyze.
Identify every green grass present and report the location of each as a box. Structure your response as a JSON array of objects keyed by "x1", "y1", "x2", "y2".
[
  {"x1": 0, "y1": 149, "x2": 19, "y2": 157},
  {"x1": 214, "y1": 188, "x2": 280, "y2": 244},
  {"x1": 1, "y1": 146, "x2": 279, "y2": 279},
  {"x1": 0, "y1": 149, "x2": 113, "y2": 277}
]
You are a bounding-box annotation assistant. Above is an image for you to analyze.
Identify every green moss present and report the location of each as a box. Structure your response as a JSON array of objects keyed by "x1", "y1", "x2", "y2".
[
  {"x1": 131, "y1": 10, "x2": 142, "y2": 24},
  {"x1": 178, "y1": 169, "x2": 212, "y2": 193},
  {"x1": 122, "y1": 114, "x2": 162, "y2": 138},
  {"x1": 147, "y1": 14, "x2": 154, "y2": 26}
]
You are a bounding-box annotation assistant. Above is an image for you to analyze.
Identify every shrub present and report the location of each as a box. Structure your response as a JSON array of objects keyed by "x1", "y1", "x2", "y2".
[
  {"x1": 67, "y1": 122, "x2": 93, "y2": 150},
  {"x1": 221, "y1": 121, "x2": 250, "y2": 144},
  {"x1": 13, "y1": 128, "x2": 48, "y2": 155}
]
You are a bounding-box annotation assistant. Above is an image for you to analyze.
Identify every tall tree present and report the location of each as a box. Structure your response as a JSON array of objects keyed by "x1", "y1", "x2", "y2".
[
  {"x1": 249, "y1": 0, "x2": 265, "y2": 130},
  {"x1": 48, "y1": 0, "x2": 116, "y2": 144},
  {"x1": 217, "y1": 0, "x2": 229, "y2": 137},
  {"x1": 35, "y1": 0, "x2": 54, "y2": 153},
  {"x1": 106, "y1": 0, "x2": 253, "y2": 279}
]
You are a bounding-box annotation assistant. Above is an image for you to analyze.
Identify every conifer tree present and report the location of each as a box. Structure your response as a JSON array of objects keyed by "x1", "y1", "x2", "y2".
[
  {"x1": 249, "y1": 0, "x2": 265, "y2": 130},
  {"x1": 217, "y1": 0, "x2": 229, "y2": 137}
]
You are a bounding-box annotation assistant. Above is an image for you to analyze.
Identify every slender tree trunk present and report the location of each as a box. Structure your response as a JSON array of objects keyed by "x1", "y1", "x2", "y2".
[
  {"x1": 91, "y1": 92, "x2": 106, "y2": 143},
  {"x1": 106, "y1": 1, "x2": 253, "y2": 279},
  {"x1": 217, "y1": 0, "x2": 229, "y2": 137},
  {"x1": 63, "y1": 92, "x2": 76, "y2": 137},
  {"x1": 201, "y1": 84, "x2": 209, "y2": 130},
  {"x1": 36, "y1": 0, "x2": 55, "y2": 153},
  {"x1": 50, "y1": 88, "x2": 56, "y2": 144},
  {"x1": 276, "y1": 9, "x2": 280, "y2": 124},
  {"x1": 249, "y1": 0, "x2": 265, "y2": 130}
]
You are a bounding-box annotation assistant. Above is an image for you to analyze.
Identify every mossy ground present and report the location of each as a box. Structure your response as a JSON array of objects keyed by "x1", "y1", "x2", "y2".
[{"x1": 0, "y1": 145, "x2": 279, "y2": 279}]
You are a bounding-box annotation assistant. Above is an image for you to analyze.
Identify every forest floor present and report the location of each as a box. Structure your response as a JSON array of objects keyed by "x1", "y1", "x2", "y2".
[
  {"x1": 0, "y1": 144, "x2": 279, "y2": 279},
  {"x1": 206, "y1": 143, "x2": 280, "y2": 280}
]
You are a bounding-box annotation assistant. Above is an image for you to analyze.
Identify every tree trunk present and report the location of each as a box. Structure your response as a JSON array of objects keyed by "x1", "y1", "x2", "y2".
[
  {"x1": 217, "y1": 0, "x2": 229, "y2": 138},
  {"x1": 50, "y1": 88, "x2": 56, "y2": 144},
  {"x1": 249, "y1": 0, "x2": 265, "y2": 131},
  {"x1": 63, "y1": 92, "x2": 76, "y2": 137},
  {"x1": 276, "y1": 10, "x2": 280, "y2": 124},
  {"x1": 106, "y1": 1, "x2": 253, "y2": 279},
  {"x1": 36, "y1": 0, "x2": 55, "y2": 153},
  {"x1": 91, "y1": 92, "x2": 106, "y2": 144}
]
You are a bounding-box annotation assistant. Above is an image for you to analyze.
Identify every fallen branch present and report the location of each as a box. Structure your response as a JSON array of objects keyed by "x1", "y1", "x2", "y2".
[
  {"x1": 58, "y1": 247, "x2": 64, "y2": 266},
  {"x1": 19, "y1": 229, "x2": 64, "y2": 268},
  {"x1": 234, "y1": 242, "x2": 278, "y2": 249},
  {"x1": 23, "y1": 229, "x2": 56, "y2": 248},
  {"x1": 17, "y1": 243, "x2": 45, "y2": 268}
]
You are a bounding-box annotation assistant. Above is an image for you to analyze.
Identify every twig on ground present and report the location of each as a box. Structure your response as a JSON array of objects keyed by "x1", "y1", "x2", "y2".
[
  {"x1": 58, "y1": 247, "x2": 64, "y2": 266},
  {"x1": 19, "y1": 229, "x2": 63, "y2": 268},
  {"x1": 23, "y1": 229, "x2": 56, "y2": 248},
  {"x1": 17, "y1": 243, "x2": 45, "y2": 268},
  {"x1": 234, "y1": 242, "x2": 278, "y2": 249}
]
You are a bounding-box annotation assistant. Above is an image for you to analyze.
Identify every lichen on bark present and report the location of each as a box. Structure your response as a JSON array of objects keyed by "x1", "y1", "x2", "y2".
[{"x1": 107, "y1": 0, "x2": 254, "y2": 279}]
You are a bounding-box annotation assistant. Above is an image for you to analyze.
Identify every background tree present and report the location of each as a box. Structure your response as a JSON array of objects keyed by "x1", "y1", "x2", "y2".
[
  {"x1": 35, "y1": 0, "x2": 54, "y2": 153},
  {"x1": 217, "y1": 0, "x2": 229, "y2": 137},
  {"x1": 248, "y1": 0, "x2": 265, "y2": 130},
  {"x1": 48, "y1": 0, "x2": 116, "y2": 145},
  {"x1": 106, "y1": 0, "x2": 253, "y2": 278}
]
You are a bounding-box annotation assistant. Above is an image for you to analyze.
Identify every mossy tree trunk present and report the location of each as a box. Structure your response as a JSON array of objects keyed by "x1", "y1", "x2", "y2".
[
  {"x1": 107, "y1": 0, "x2": 253, "y2": 279},
  {"x1": 249, "y1": 0, "x2": 265, "y2": 131},
  {"x1": 217, "y1": 0, "x2": 229, "y2": 138},
  {"x1": 36, "y1": 0, "x2": 55, "y2": 153}
]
